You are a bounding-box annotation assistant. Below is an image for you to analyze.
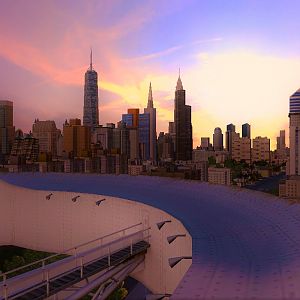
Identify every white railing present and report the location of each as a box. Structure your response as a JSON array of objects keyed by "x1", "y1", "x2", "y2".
[{"x1": 0, "y1": 223, "x2": 151, "y2": 300}]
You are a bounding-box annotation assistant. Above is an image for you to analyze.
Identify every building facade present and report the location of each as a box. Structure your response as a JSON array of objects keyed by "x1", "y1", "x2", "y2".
[
  {"x1": 63, "y1": 119, "x2": 91, "y2": 158},
  {"x1": 232, "y1": 135, "x2": 251, "y2": 164},
  {"x1": 32, "y1": 120, "x2": 59, "y2": 157},
  {"x1": 174, "y1": 74, "x2": 192, "y2": 161},
  {"x1": 226, "y1": 123, "x2": 236, "y2": 156},
  {"x1": 289, "y1": 89, "x2": 300, "y2": 175},
  {"x1": 0, "y1": 100, "x2": 15, "y2": 158},
  {"x1": 208, "y1": 167, "x2": 232, "y2": 185},
  {"x1": 83, "y1": 50, "x2": 99, "y2": 130},
  {"x1": 213, "y1": 127, "x2": 223, "y2": 151},
  {"x1": 242, "y1": 123, "x2": 251, "y2": 138},
  {"x1": 252, "y1": 136, "x2": 270, "y2": 162}
]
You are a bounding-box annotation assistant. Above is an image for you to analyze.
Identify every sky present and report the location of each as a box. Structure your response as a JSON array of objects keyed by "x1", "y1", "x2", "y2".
[{"x1": 1, "y1": 0, "x2": 300, "y2": 149}]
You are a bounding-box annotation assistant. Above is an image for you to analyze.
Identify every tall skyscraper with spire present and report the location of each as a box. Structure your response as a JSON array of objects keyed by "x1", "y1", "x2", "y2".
[
  {"x1": 174, "y1": 71, "x2": 192, "y2": 160},
  {"x1": 144, "y1": 82, "x2": 157, "y2": 161},
  {"x1": 83, "y1": 49, "x2": 99, "y2": 131}
]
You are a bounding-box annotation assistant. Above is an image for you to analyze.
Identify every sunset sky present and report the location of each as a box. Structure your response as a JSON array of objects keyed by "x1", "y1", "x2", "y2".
[{"x1": 1, "y1": 0, "x2": 300, "y2": 148}]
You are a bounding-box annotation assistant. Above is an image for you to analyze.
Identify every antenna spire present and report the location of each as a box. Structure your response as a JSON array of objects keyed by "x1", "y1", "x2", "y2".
[
  {"x1": 147, "y1": 82, "x2": 153, "y2": 108},
  {"x1": 90, "y1": 48, "x2": 93, "y2": 70}
]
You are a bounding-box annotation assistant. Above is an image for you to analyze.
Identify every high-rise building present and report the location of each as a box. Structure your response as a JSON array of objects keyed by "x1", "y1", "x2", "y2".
[
  {"x1": 232, "y1": 135, "x2": 251, "y2": 164},
  {"x1": 138, "y1": 113, "x2": 150, "y2": 160},
  {"x1": 174, "y1": 73, "x2": 192, "y2": 160},
  {"x1": 32, "y1": 120, "x2": 59, "y2": 157},
  {"x1": 157, "y1": 132, "x2": 174, "y2": 161},
  {"x1": 276, "y1": 130, "x2": 286, "y2": 151},
  {"x1": 200, "y1": 137, "x2": 210, "y2": 149},
  {"x1": 122, "y1": 109, "x2": 151, "y2": 160},
  {"x1": 242, "y1": 123, "x2": 251, "y2": 139},
  {"x1": 83, "y1": 50, "x2": 99, "y2": 131},
  {"x1": 252, "y1": 136, "x2": 270, "y2": 162},
  {"x1": 289, "y1": 88, "x2": 300, "y2": 175},
  {"x1": 213, "y1": 127, "x2": 223, "y2": 151},
  {"x1": 226, "y1": 123, "x2": 236, "y2": 155},
  {"x1": 63, "y1": 119, "x2": 91, "y2": 158},
  {"x1": 127, "y1": 109, "x2": 140, "y2": 128},
  {"x1": 10, "y1": 133, "x2": 39, "y2": 162},
  {"x1": 168, "y1": 121, "x2": 176, "y2": 154},
  {"x1": 144, "y1": 83, "x2": 157, "y2": 161},
  {"x1": 0, "y1": 100, "x2": 15, "y2": 158}
]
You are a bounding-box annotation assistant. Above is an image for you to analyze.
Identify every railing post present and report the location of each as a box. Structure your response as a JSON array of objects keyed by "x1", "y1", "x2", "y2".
[
  {"x1": 130, "y1": 239, "x2": 133, "y2": 255},
  {"x1": 42, "y1": 260, "x2": 45, "y2": 281},
  {"x1": 4, "y1": 283, "x2": 8, "y2": 300},
  {"x1": 46, "y1": 270, "x2": 50, "y2": 297},
  {"x1": 80, "y1": 257, "x2": 84, "y2": 279},
  {"x1": 108, "y1": 247, "x2": 111, "y2": 267}
]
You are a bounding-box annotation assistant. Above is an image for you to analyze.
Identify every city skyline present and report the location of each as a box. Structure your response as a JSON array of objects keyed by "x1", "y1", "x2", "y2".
[{"x1": 1, "y1": 1, "x2": 300, "y2": 148}]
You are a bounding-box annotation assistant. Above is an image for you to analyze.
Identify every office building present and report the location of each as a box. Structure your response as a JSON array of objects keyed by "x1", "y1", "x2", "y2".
[
  {"x1": 10, "y1": 134, "x2": 39, "y2": 162},
  {"x1": 32, "y1": 120, "x2": 59, "y2": 156},
  {"x1": 83, "y1": 50, "x2": 99, "y2": 130},
  {"x1": 138, "y1": 113, "x2": 150, "y2": 160},
  {"x1": 63, "y1": 119, "x2": 91, "y2": 158},
  {"x1": 276, "y1": 130, "x2": 286, "y2": 151},
  {"x1": 252, "y1": 136, "x2": 270, "y2": 162},
  {"x1": 226, "y1": 123, "x2": 236, "y2": 156},
  {"x1": 208, "y1": 167, "x2": 232, "y2": 185},
  {"x1": 200, "y1": 137, "x2": 211, "y2": 150},
  {"x1": 174, "y1": 73, "x2": 192, "y2": 160},
  {"x1": 0, "y1": 100, "x2": 15, "y2": 158},
  {"x1": 289, "y1": 88, "x2": 300, "y2": 175},
  {"x1": 213, "y1": 127, "x2": 223, "y2": 151},
  {"x1": 242, "y1": 123, "x2": 251, "y2": 138},
  {"x1": 232, "y1": 135, "x2": 251, "y2": 163},
  {"x1": 123, "y1": 109, "x2": 151, "y2": 160},
  {"x1": 157, "y1": 132, "x2": 174, "y2": 161},
  {"x1": 144, "y1": 83, "x2": 157, "y2": 161}
]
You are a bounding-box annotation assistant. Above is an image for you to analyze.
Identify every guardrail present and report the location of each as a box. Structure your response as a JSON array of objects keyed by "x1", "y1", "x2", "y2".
[{"x1": 0, "y1": 223, "x2": 150, "y2": 300}]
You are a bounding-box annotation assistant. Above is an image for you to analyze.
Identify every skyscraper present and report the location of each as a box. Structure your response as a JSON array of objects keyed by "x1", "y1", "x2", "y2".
[
  {"x1": 144, "y1": 82, "x2": 157, "y2": 161},
  {"x1": 122, "y1": 109, "x2": 150, "y2": 160},
  {"x1": 276, "y1": 130, "x2": 286, "y2": 151},
  {"x1": 0, "y1": 100, "x2": 15, "y2": 158},
  {"x1": 32, "y1": 120, "x2": 60, "y2": 157},
  {"x1": 83, "y1": 49, "x2": 99, "y2": 131},
  {"x1": 289, "y1": 88, "x2": 300, "y2": 175},
  {"x1": 226, "y1": 123, "x2": 237, "y2": 156},
  {"x1": 63, "y1": 119, "x2": 91, "y2": 158},
  {"x1": 213, "y1": 127, "x2": 223, "y2": 151},
  {"x1": 174, "y1": 72, "x2": 192, "y2": 161},
  {"x1": 242, "y1": 123, "x2": 251, "y2": 138}
]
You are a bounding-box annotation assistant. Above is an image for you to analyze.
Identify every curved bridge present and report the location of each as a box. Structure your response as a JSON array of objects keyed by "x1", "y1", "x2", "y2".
[{"x1": 1, "y1": 173, "x2": 300, "y2": 299}]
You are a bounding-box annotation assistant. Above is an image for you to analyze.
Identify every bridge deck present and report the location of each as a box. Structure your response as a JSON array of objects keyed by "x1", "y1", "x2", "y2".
[{"x1": 2, "y1": 174, "x2": 300, "y2": 299}]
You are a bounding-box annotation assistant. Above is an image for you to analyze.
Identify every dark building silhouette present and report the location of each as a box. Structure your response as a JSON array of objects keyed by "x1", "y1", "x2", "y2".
[
  {"x1": 0, "y1": 100, "x2": 15, "y2": 159},
  {"x1": 242, "y1": 123, "x2": 251, "y2": 138},
  {"x1": 226, "y1": 123, "x2": 236, "y2": 155},
  {"x1": 174, "y1": 73, "x2": 192, "y2": 160},
  {"x1": 83, "y1": 49, "x2": 99, "y2": 131}
]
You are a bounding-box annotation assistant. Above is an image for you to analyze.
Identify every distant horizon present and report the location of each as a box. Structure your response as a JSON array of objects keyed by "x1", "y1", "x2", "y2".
[{"x1": 1, "y1": 1, "x2": 300, "y2": 149}]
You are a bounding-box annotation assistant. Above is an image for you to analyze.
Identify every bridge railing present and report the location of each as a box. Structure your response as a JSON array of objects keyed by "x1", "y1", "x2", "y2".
[{"x1": 0, "y1": 223, "x2": 150, "y2": 300}]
